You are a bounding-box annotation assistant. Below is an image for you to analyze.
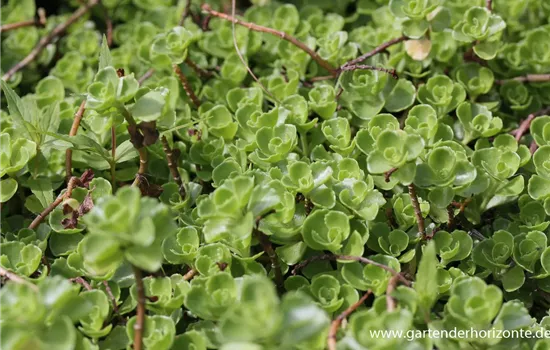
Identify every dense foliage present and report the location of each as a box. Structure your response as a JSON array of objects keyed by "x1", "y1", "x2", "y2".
[{"x1": 3, "y1": 0, "x2": 550, "y2": 349}]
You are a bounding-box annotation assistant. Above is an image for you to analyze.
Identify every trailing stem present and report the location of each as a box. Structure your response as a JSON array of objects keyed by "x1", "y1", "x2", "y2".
[
  {"x1": 327, "y1": 290, "x2": 372, "y2": 350},
  {"x1": 292, "y1": 254, "x2": 411, "y2": 286},
  {"x1": 340, "y1": 36, "x2": 407, "y2": 70},
  {"x1": 0, "y1": 266, "x2": 39, "y2": 291},
  {"x1": 117, "y1": 106, "x2": 149, "y2": 187},
  {"x1": 496, "y1": 74, "x2": 550, "y2": 84},
  {"x1": 408, "y1": 184, "x2": 426, "y2": 239},
  {"x1": 385, "y1": 274, "x2": 401, "y2": 312},
  {"x1": 173, "y1": 64, "x2": 201, "y2": 108},
  {"x1": 138, "y1": 68, "x2": 155, "y2": 85},
  {"x1": 183, "y1": 269, "x2": 197, "y2": 281},
  {"x1": 201, "y1": 3, "x2": 337, "y2": 75},
  {"x1": 161, "y1": 136, "x2": 186, "y2": 199},
  {"x1": 254, "y1": 228, "x2": 284, "y2": 288},
  {"x1": 0, "y1": 8, "x2": 46, "y2": 33},
  {"x1": 2, "y1": 0, "x2": 99, "y2": 81},
  {"x1": 65, "y1": 100, "x2": 87, "y2": 181},
  {"x1": 29, "y1": 176, "x2": 83, "y2": 230},
  {"x1": 132, "y1": 266, "x2": 146, "y2": 350},
  {"x1": 179, "y1": 0, "x2": 192, "y2": 26},
  {"x1": 339, "y1": 64, "x2": 398, "y2": 78}
]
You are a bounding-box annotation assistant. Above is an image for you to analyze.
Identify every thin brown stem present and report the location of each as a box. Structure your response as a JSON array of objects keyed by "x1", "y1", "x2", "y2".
[
  {"x1": 0, "y1": 266, "x2": 39, "y2": 291},
  {"x1": 511, "y1": 107, "x2": 550, "y2": 141},
  {"x1": 201, "y1": 3, "x2": 337, "y2": 75},
  {"x1": 447, "y1": 206, "x2": 455, "y2": 230},
  {"x1": 161, "y1": 136, "x2": 186, "y2": 199},
  {"x1": 2, "y1": 0, "x2": 99, "y2": 81},
  {"x1": 408, "y1": 184, "x2": 426, "y2": 238},
  {"x1": 385, "y1": 275, "x2": 401, "y2": 312},
  {"x1": 496, "y1": 74, "x2": 550, "y2": 84},
  {"x1": 179, "y1": 0, "x2": 192, "y2": 26},
  {"x1": 103, "y1": 280, "x2": 119, "y2": 313},
  {"x1": 111, "y1": 126, "x2": 117, "y2": 188},
  {"x1": 0, "y1": 8, "x2": 46, "y2": 33},
  {"x1": 99, "y1": 1, "x2": 113, "y2": 46},
  {"x1": 514, "y1": 113, "x2": 536, "y2": 141},
  {"x1": 185, "y1": 57, "x2": 213, "y2": 78},
  {"x1": 486, "y1": 0, "x2": 493, "y2": 11},
  {"x1": 183, "y1": 268, "x2": 197, "y2": 281},
  {"x1": 341, "y1": 36, "x2": 407, "y2": 70},
  {"x1": 173, "y1": 64, "x2": 201, "y2": 108},
  {"x1": 138, "y1": 68, "x2": 155, "y2": 85},
  {"x1": 65, "y1": 100, "x2": 87, "y2": 181},
  {"x1": 29, "y1": 176, "x2": 81, "y2": 230},
  {"x1": 132, "y1": 266, "x2": 145, "y2": 350},
  {"x1": 384, "y1": 168, "x2": 398, "y2": 182},
  {"x1": 292, "y1": 254, "x2": 411, "y2": 286},
  {"x1": 71, "y1": 277, "x2": 92, "y2": 290},
  {"x1": 327, "y1": 291, "x2": 372, "y2": 350},
  {"x1": 254, "y1": 229, "x2": 284, "y2": 287},
  {"x1": 132, "y1": 148, "x2": 148, "y2": 187},
  {"x1": 229, "y1": 0, "x2": 276, "y2": 101},
  {"x1": 530, "y1": 140, "x2": 539, "y2": 154},
  {"x1": 340, "y1": 64, "x2": 398, "y2": 79}
]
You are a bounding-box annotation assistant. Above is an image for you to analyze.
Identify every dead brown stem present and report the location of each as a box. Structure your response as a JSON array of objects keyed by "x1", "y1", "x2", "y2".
[
  {"x1": 132, "y1": 266, "x2": 146, "y2": 350},
  {"x1": 496, "y1": 74, "x2": 550, "y2": 84},
  {"x1": 103, "y1": 280, "x2": 119, "y2": 313},
  {"x1": 408, "y1": 184, "x2": 426, "y2": 239},
  {"x1": 385, "y1": 275, "x2": 401, "y2": 312},
  {"x1": 341, "y1": 36, "x2": 407, "y2": 70},
  {"x1": 99, "y1": 1, "x2": 113, "y2": 46},
  {"x1": 179, "y1": 0, "x2": 192, "y2": 26},
  {"x1": 0, "y1": 8, "x2": 46, "y2": 33},
  {"x1": 327, "y1": 291, "x2": 372, "y2": 350},
  {"x1": 292, "y1": 254, "x2": 411, "y2": 286},
  {"x1": 72, "y1": 277, "x2": 92, "y2": 290},
  {"x1": 0, "y1": 266, "x2": 39, "y2": 291},
  {"x1": 65, "y1": 100, "x2": 87, "y2": 181},
  {"x1": 340, "y1": 64, "x2": 398, "y2": 79},
  {"x1": 183, "y1": 268, "x2": 197, "y2": 281},
  {"x1": 254, "y1": 229, "x2": 284, "y2": 287},
  {"x1": 173, "y1": 64, "x2": 201, "y2": 108},
  {"x1": 201, "y1": 3, "x2": 337, "y2": 75},
  {"x1": 29, "y1": 176, "x2": 82, "y2": 230},
  {"x1": 185, "y1": 57, "x2": 213, "y2": 78},
  {"x1": 138, "y1": 68, "x2": 155, "y2": 85},
  {"x1": 2, "y1": 0, "x2": 99, "y2": 81},
  {"x1": 161, "y1": 136, "x2": 186, "y2": 199}
]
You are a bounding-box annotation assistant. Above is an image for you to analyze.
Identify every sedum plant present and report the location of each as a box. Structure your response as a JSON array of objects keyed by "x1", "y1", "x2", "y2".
[{"x1": 2, "y1": 0, "x2": 550, "y2": 349}]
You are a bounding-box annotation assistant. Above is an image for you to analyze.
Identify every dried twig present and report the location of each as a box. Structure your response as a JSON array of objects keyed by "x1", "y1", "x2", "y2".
[
  {"x1": 179, "y1": 0, "x2": 192, "y2": 26},
  {"x1": 132, "y1": 266, "x2": 146, "y2": 350},
  {"x1": 98, "y1": 0, "x2": 113, "y2": 46},
  {"x1": 292, "y1": 254, "x2": 410, "y2": 286},
  {"x1": 161, "y1": 136, "x2": 186, "y2": 199},
  {"x1": 340, "y1": 36, "x2": 407, "y2": 71},
  {"x1": 29, "y1": 176, "x2": 83, "y2": 230},
  {"x1": 2, "y1": 0, "x2": 99, "y2": 81},
  {"x1": 0, "y1": 8, "x2": 46, "y2": 33},
  {"x1": 340, "y1": 64, "x2": 398, "y2": 78},
  {"x1": 201, "y1": 3, "x2": 337, "y2": 75},
  {"x1": 384, "y1": 168, "x2": 398, "y2": 183},
  {"x1": 138, "y1": 68, "x2": 155, "y2": 85},
  {"x1": 71, "y1": 277, "x2": 92, "y2": 290},
  {"x1": 496, "y1": 74, "x2": 550, "y2": 85},
  {"x1": 0, "y1": 266, "x2": 39, "y2": 291},
  {"x1": 103, "y1": 281, "x2": 119, "y2": 313},
  {"x1": 173, "y1": 64, "x2": 201, "y2": 108},
  {"x1": 185, "y1": 57, "x2": 213, "y2": 78},
  {"x1": 385, "y1": 275, "x2": 401, "y2": 312},
  {"x1": 512, "y1": 107, "x2": 550, "y2": 141},
  {"x1": 408, "y1": 184, "x2": 426, "y2": 239},
  {"x1": 327, "y1": 291, "x2": 372, "y2": 350},
  {"x1": 254, "y1": 229, "x2": 284, "y2": 287},
  {"x1": 65, "y1": 100, "x2": 87, "y2": 180},
  {"x1": 486, "y1": 0, "x2": 493, "y2": 11},
  {"x1": 530, "y1": 140, "x2": 538, "y2": 154},
  {"x1": 447, "y1": 206, "x2": 455, "y2": 230},
  {"x1": 183, "y1": 268, "x2": 197, "y2": 281}
]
